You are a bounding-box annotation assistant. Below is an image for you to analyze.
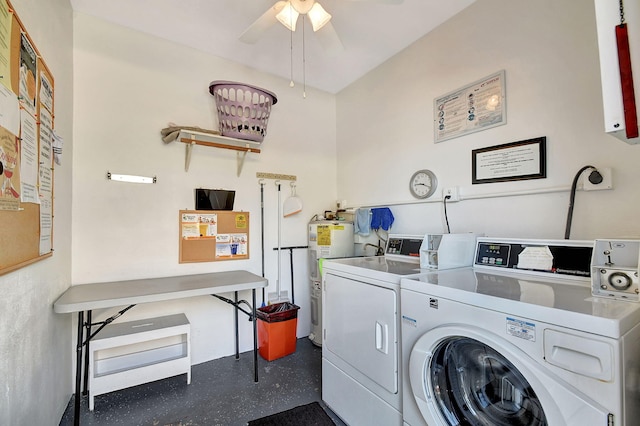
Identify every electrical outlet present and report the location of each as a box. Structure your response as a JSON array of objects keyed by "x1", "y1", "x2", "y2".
[
  {"x1": 443, "y1": 186, "x2": 460, "y2": 202},
  {"x1": 583, "y1": 167, "x2": 613, "y2": 191}
]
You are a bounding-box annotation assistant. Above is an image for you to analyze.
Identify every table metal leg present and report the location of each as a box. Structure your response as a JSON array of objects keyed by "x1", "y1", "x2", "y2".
[
  {"x1": 82, "y1": 310, "x2": 91, "y2": 396},
  {"x1": 74, "y1": 311, "x2": 84, "y2": 426},
  {"x1": 234, "y1": 291, "x2": 239, "y2": 360},
  {"x1": 253, "y1": 288, "x2": 258, "y2": 382}
]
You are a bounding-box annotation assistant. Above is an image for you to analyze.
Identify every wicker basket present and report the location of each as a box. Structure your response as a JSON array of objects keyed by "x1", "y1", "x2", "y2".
[{"x1": 209, "y1": 81, "x2": 278, "y2": 142}]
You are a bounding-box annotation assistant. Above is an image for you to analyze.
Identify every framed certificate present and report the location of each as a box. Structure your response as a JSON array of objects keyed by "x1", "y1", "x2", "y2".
[{"x1": 472, "y1": 137, "x2": 546, "y2": 184}]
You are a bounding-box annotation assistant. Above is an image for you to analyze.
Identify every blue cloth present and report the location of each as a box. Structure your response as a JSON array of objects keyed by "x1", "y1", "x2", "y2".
[
  {"x1": 354, "y1": 208, "x2": 371, "y2": 236},
  {"x1": 370, "y1": 207, "x2": 394, "y2": 231}
]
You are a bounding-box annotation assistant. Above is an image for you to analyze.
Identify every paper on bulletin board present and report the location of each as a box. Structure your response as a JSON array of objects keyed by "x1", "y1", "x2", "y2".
[
  {"x1": 181, "y1": 212, "x2": 218, "y2": 238},
  {"x1": 38, "y1": 107, "x2": 53, "y2": 197},
  {"x1": 235, "y1": 213, "x2": 247, "y2": 229},
  {"x1": 435, "y1": 70, "x2": 506, "y2": 143},
  {"x1": 52, "y1": 130, "x2": 63, "y2": 166},
  {"x1": 198, "y1": 213, "x2": 217, "y2": 237},
  {"x1": 39, "y1": 70, "x2": 53, "y2": 113},
  {"x1": 19, "y1": 109, "x2": 37, "y2": 203},
  {"x1": 0, "y1": 83, "x2": 19, "y2": 135},
  {"x1": 181, "y1": 212, "x2": 199, "y2": 238},
  {"x1": 0, "y1": 0, "x2": 11, "y2": 91},
  {"x1": 18, "y1": 32, "x2": 36, "y2": 115},
  {"x1": 181, "y1": 223, "x2": 199, "y2": 239},
  {"x1": 215, "y1": 233, "x2": 247, "y2": 257},
  {"x1": 39, "y1": 197, "x2": 51, "y2": 255},
  {"x1": 0, "y1": 125, "x2": 19, "y2": 210}
]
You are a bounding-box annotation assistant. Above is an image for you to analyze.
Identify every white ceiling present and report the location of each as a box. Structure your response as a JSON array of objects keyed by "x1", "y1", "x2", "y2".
[{"x1": 70, "y1": 0, "x2": 475, "y2": 94}]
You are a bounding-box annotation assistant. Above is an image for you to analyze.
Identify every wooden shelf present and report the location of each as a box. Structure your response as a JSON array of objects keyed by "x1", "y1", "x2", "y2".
[{"x1": 178, "y1": 129, "x2": 262, "y2": 176}]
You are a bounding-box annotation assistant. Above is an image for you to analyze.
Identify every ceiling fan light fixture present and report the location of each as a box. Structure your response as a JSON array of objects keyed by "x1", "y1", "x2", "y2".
[
  {"x1": 308, "y1": 3, "x2": 331, "y2": 32},
  {"x1": 276, "y1": 2, "x2": 299, "y2": 31}
]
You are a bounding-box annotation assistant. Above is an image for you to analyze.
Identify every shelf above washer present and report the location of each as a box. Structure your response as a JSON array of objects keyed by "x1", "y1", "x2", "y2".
[{"x1": 177, "y1": 129, "x2": 262, "y2": 176}]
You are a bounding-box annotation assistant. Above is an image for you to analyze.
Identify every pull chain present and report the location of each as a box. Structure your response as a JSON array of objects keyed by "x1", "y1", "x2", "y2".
[
  {"x1": 289, "y1": 11, "x2": 294, "y2": 87},
  {"x1": 302, "y1": 18, "x2": 307, "y2": 98},
  {"x1": 285, "y1": 11, "x2": 307, "y2": 99},
  {"x1": 619, "y1": 0, "x2": 625, "y2": 25}
]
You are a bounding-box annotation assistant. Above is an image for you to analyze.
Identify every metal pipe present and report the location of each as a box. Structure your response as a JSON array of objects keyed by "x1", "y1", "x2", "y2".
[
  {"x1": 276, "y1": 181, "x2": 282, "y2": 300},
  {"x1": 259, "y1": 180, "x2": 266, "y2": 304},
  {"x1": 234, "y1": 291, "x2": 239, "y2": 360},
  {"x1": 82, "y1": 310, "x2": 92, "y2": 395},
  {"x1": 74, "y1": 311, "x2": 84, "y2": 426}
]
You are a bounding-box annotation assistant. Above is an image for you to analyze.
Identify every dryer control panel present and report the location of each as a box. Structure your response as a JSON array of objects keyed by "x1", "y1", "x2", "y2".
[
  {"x1": 385, "y1": 234, "x2": 423, "y2": 262},
  {"x1": 474, "y1": 238, "x2": 593, "y2": 279}
]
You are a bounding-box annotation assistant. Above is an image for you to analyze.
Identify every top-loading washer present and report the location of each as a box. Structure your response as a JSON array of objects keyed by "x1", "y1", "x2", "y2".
[
  {"x1": 401, "y1": 238, "x2": 640, "y2": 426},
  {"x1": 322, "y1": 234, "x2": 427, "y2": 426}
]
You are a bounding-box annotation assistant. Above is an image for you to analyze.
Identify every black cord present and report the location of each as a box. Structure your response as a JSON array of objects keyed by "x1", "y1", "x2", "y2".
[
  {"x1": 443, "y1": 196, "x2": 451, "y2": 233},
  {"x1": 565, "y1": 165, "x2": 601, "y2": 239}
]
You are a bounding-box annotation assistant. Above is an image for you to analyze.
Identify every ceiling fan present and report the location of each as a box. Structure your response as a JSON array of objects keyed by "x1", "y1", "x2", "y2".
[{"x1": 239, "y1": 0, "x2": 403, "y2": 54}]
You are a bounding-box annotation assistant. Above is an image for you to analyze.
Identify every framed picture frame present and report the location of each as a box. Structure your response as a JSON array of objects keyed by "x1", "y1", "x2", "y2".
[
  {"x1": 434, "y1": 70, "x2": 506, "y2": 143},
  {"x1": 472, "y1": 137, "x2": 546, "y2": 184}
]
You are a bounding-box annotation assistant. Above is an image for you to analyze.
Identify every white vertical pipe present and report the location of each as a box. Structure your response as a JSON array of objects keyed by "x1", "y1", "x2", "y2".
[{"x1": 276, "y1": 181, "x2": 282, "y2": 300}]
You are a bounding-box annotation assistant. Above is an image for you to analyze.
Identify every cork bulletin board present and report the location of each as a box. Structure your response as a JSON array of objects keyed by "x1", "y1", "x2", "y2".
[
  {"x1": 0, "y1": 0, "x2": 56, "y2": 276},
  {"x1": 179, "y1": 210, "x2": 250, "y2": 263}
]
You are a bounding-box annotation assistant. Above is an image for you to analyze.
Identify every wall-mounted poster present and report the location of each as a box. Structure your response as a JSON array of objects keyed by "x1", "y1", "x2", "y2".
[{"x1": 434, "y1": 70, "x2": 506, "y2": 143}]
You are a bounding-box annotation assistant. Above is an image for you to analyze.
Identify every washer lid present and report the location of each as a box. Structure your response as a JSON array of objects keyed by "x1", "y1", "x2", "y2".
[
  {"x1": 323, "y1": 256, "x2": 424, "y2": 283},
  {"x1": 402, "y1": 268, "x2": 640, "y2": 338}
]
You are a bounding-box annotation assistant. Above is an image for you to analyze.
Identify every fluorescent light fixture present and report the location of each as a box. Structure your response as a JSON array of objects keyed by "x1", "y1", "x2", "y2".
[
  {"x1": 308, "y1": 3, "x2": 331, "y2": 32},
  {"x1": 107, "y1": 172, "x2": 156, "y2": 184},
  {"x1": 276, "y1": 2, "x2": 299, "y2": 31}
]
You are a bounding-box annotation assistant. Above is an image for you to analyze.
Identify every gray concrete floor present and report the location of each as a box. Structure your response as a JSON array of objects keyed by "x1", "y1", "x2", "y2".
[{"x1": 59, "y1": 338, "x2": 346, "y2": 426}]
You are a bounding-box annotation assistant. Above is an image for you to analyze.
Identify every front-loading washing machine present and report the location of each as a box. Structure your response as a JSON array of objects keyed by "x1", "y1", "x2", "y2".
[{"x1": 401, "y1": 238, "x2": 640, "y2": 426}]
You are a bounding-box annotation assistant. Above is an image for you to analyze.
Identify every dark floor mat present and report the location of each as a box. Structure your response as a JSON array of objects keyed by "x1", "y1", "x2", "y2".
[{"x1": 248, "y1": 401, "x2": 336, "y2": 426}]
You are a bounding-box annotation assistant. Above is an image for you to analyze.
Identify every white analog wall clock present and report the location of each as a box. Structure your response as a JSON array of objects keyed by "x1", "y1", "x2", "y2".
[{"x1": 409, "y1": 169, "x2": 438, "y2": 199}]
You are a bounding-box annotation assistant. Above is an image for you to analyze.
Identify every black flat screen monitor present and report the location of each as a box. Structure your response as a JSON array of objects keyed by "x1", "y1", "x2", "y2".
[{"x1": 195, "y1": 189, "x2": 235, "y2": 210}]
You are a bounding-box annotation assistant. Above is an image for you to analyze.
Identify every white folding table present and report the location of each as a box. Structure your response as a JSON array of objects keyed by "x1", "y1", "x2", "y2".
[{"x1": 53, "y1": 270, "x2": 268, "y2": 426}]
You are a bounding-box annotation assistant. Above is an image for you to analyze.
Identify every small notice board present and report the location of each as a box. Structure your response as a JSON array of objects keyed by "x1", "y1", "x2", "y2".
[{"x1": 179, "y1": 210, "x2": 249, "y2": 263}]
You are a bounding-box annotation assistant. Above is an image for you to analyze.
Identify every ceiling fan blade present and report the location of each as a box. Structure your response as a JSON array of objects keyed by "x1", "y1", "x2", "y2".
[
  {"x1": 315, "y1": 21, "x2": 344, "y2": 55},
  {"x1": 239, "y1": 1, "x2": 288, "y2": 44}
]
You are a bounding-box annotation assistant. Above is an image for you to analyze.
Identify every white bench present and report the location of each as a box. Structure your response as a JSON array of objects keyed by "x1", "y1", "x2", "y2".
[{"x1": 88, "y1": 313, "x2": 191, "y2": 411}]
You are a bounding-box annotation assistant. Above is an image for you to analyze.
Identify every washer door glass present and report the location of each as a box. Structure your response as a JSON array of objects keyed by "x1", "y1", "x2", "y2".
[{"x1": 430, "y1": 337, "x2": 547, "y2": 426}]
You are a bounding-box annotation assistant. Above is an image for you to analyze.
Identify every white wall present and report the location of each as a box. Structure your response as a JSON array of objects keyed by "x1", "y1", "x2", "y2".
[
  {"x1": 337, "y1": 0, "x2": 640, "y2": 241},
  {"x1": 0, "y1": 0, "x2": 74, "y2": 424},
  {"x1": 72, "y1": 13, "x2": 337, "y2": 364},
  {"x1": 7, "y1": 0, "x2": 638, "y2": 422}
]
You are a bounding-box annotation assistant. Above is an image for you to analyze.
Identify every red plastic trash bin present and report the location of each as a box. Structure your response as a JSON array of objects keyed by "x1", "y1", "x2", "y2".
[{"x1": 256, "y1": 302, "x2": 300, "y2": 361}]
